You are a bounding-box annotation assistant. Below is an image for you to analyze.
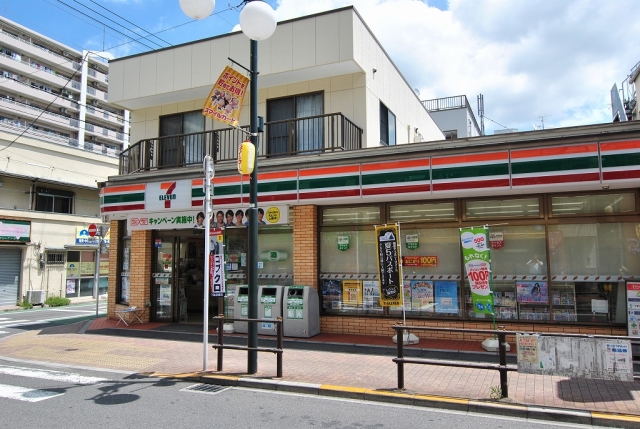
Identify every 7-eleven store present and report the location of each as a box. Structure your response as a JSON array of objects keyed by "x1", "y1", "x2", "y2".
[{"x1": 102, "y1": 121, "x2": 640, "y2": 340}]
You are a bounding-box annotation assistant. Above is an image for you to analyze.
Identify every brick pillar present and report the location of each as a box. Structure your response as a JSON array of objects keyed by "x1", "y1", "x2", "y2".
[
  {"x1": 106, "y1": 220, "x2": 119, "y2": 320},
  {"x1": 127, "y1": 229, "x2": 153, "y2": 322},
  {"x1": 293, "y1": 205, "x2": 318, "y2": 289}
]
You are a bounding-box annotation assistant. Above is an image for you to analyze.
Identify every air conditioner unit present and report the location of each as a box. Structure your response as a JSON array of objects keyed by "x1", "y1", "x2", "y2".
[
  {"x1": 90, "y1": 135, "x2": 97, "y2": 141},
  {"x1": 92, "y1": 100, "x2": 99, "y2": 106},
  {"x1": 26, "y1": 290, "x2": 46, "y2": 306},
  {"x1": 60, "y1": 107, "x2": 68, "y2": 114}
]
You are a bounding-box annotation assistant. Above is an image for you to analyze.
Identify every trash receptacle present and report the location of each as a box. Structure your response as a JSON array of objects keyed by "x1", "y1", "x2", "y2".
[
  {"x1": 233, "y1": 286, "x2": 249, "y2": 333},
  {"x1": 257, "y1": 285, "x2": 283, "y2": 335},
  {"x1": 283, "y1": 286, "x2": 320, "y2": 338}
]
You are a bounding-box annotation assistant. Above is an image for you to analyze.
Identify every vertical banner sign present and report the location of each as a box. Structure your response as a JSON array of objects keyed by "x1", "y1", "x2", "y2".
[
  {"x1": 460, "y1": 227, "x2": 494, "y2": 315},
  {"x1": 627, "y1": 282, "x2": 640, "y2": 337},
  {"x1": 202, "y1": 66, "x2": 249, "y2": 126},
  {"x1": 210, "y1": 227, "x2": 225, "y2": 297},
  {"x1": 375, "y1": 225, "x2": 401, "y2": 307}
]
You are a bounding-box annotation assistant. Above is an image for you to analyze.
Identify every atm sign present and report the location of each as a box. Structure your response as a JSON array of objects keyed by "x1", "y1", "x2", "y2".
[{"x1": 402, "y1": 256, "x2": 438, "y2": 267}]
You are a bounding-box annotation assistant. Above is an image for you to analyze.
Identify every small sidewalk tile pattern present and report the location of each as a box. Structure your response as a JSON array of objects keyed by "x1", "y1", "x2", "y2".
[{"x1": 0, "y1": 317, "x2": 637, "y2": 416}]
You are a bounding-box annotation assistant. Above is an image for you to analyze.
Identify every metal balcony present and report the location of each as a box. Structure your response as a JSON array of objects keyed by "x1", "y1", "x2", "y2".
[{"x1": 119, "y1": 112, "x2": 362, "y2": 175}]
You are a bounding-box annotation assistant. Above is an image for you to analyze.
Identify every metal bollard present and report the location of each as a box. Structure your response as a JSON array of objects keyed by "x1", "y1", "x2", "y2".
[
  {"x1": 396, "y1": 325, "x2": 405, "y2": 390},
  {"x1": 497, "y1": 327, "x2": 508, "y2": 398}
]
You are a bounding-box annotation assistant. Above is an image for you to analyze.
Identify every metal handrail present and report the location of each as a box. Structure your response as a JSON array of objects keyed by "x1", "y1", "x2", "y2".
[
  {"x1": 392, "y1": 324, "x2": 638, "y2": 399},
  {"x1": 118, "y1": 112, "x2": 363, "y2": 174},
  {"x1": 211, "y1": 316, "x2": 283, "y2": 377}
]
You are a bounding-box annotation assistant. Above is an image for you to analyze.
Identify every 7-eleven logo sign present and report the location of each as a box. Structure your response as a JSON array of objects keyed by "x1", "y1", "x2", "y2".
[
  {"x1": 160, "y1": 181, "x2": 177, "y2": 208},
  {"x1": 146, "y1": 180, "x2": 191, "y2": 211}
]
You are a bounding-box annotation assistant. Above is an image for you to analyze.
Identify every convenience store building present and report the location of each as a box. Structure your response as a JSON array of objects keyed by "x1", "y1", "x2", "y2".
[{"x1": 101, "y1": 7, "x2": 640, "y2": 339}]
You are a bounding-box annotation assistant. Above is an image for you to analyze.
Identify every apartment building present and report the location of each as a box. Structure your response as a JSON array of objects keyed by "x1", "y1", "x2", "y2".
[{"x1": 0, "y1": 16, "x2": 128, "y2": 306}]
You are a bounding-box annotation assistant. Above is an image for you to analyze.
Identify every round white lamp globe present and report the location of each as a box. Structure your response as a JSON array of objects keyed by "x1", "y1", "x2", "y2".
[
  {"x1": 179, "y1": 0, "x2": 216, "y2": 20},
  {"x1": 239, "y1": 0, "x2": 277, "y2": 41}
]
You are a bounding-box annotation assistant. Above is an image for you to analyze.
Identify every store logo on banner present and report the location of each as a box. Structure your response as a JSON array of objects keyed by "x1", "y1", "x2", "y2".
[
  {"x1": 146, "y1": 180, "x2": 192, "y2": 211},
  {"x1": 489, "y1": 231, "x2": 504, "y2": 249},
  {"x1": 405, "y1": 234, "x2": 419, "y2": 250},
  {"x1": 337, "y1": 236, "x2": 350, "y2": 251}
]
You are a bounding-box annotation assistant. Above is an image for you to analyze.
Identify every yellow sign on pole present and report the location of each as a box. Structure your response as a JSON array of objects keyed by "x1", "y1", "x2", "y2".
[{"x1": 203, "y1": 66, "x2": 249, "y2": 126}]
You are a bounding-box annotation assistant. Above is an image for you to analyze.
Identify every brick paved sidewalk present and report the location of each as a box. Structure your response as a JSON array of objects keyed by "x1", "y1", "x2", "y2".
[{"x1": 0, "y1": 318, "x2": 638, "y2": 418}]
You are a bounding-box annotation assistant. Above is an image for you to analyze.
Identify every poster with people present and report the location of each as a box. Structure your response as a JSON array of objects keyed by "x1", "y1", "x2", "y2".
[
  {"x1": 516, "y1": 281, "x2": 549, "y2": 303},
  {"x1": 210, "y1": 205, "x2": 288, "y2": 227},
  {"x1": 362, "y1": 280, "x2": 381, "y2": 309}
]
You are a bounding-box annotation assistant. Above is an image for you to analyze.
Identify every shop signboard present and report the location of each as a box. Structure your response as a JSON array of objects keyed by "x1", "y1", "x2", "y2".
[
  {"x1": 210, "y1": 227, "x2": 225, "y2": 297},
  {"x1": 0, "y1": 219, "x2": 30, "y2": 242},
  {"x1": 375, "y1": 225, "x2": 401, "y2": 307},
  {"x1": 627, "y1": 282, "x2": 640, "y2": 337},
  {"x1": 460, "y1": 226, "x2": 494, "y2": 315}
]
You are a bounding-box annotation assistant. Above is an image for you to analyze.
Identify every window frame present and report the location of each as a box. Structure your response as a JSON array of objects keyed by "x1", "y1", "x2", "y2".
[
  {"x1": 379, "y1": 102, "x2": 396, "y2": 146},
  {"x1": 34, "y1": 187, "x2": 74, "y2": 214}
]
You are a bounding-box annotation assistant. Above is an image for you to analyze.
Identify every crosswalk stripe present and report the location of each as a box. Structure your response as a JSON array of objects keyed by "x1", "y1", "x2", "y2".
[
  {"x1": 0, "y1": 331, "x2": 7, "y2": 334},
  {"x1": 0, "y1": 384, "x2": 63, "y2": 402},
  {"x1": 0, "y1": 319, "x2": 29, "y2": 325},
  {"x1": 0, "y1": 321, "x2": 49, "y2": 328},
  {"x1": 0, "y1": 365, "x2": 107, "y2": 385}
]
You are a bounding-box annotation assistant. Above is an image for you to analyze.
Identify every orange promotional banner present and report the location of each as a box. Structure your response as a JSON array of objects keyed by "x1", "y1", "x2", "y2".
[{"x1": 202, "y1": 66, "x2": 249, "y2": 126}]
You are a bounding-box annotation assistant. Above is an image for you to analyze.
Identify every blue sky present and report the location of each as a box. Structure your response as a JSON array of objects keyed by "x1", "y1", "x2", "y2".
[{"x1": 3, "y1": 0, "x2": 639, "y2": 135}]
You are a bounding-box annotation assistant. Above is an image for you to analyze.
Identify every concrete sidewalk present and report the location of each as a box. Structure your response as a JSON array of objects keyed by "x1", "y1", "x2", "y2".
[{"x1": 0, "y1": 318, "x2": 639, "y2": 428}]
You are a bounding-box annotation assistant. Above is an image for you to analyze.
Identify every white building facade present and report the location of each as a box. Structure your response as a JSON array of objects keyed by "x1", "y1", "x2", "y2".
[{"x1": 0, "y1": 16, "x2": 128, "y2": 306}]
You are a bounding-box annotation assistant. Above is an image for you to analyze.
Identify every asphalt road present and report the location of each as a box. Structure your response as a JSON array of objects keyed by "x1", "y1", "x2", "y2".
[
  {"x1": 0, "y1": 302, "x2": 106, "y2": 339},
  {"x1": 0, "y1": 360, "x2": 617, "y2": 429}
]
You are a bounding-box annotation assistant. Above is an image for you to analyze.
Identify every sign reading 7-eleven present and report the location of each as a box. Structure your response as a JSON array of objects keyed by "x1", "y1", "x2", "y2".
[{"x1": 146, "y1": 180, "x2": 193, "y2": 211}]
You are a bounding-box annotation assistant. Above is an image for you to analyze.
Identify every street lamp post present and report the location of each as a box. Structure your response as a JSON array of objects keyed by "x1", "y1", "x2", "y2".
[{"x1": 180, "y1": 0, "x2": 276, "y2": 374}]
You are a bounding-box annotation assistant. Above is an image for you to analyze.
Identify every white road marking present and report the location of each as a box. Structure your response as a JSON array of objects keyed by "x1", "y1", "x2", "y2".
[
  {"x1": 0, "y1": 331, "x2": 7, "y2": 334},
  {"x1": 0, "y1": 365, "x2": 106, "y2": 385},
  {"x1": 0, "y1": 384, "x2": 63, "y2": 402},
  {"x1": 0, "y1": 321, "x2": 49, "y2": 328}
]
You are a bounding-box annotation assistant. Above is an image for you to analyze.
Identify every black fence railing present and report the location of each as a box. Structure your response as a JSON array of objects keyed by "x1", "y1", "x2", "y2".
[
  {"x1": 392, "y1": 325, "x2": 639, "y2": 399},
  {"x1": 212, "y1": 316, "x2": 283, "y2": 377},
  {"x1": 119, "y1": 112, "x2": 363, "y2": 174},
  {"x1": 421, "y1": 95, "x2": 469, "y2": 111}
]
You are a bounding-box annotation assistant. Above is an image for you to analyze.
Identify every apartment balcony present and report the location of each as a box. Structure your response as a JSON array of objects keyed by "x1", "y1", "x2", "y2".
[
  {"x1": 0, "y1": 50, "x2": 72, "y2": 89},
  {"x1": 86, "y1": 85, "x2": 108, "y2": 103},
  {"x1": 84, "y1": 122, "x2": 126, "y2": 144},
  {"x1": 0, "y1": 96, "x2": 78, "y2": 132},
  {"x1": 85, "y1": 105, "x2": 126, "y2": 128},
  {"x1": 86, "y1": 66, "x2": 109, "y2": 85},
  {"x1": 0, "y1": 29, "x2": 77, "y2": 74},
  {"x1": 119, "y1": 112, "x2": 362, "y2": 175},
  {"x1": 1, "y1": 77, "x2": 79, "y2": 111}
]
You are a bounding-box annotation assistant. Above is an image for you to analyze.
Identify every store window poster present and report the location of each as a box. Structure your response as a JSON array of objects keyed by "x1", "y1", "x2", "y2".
[
  {"x1": 362, "y1": 280, "x2": 381, "y2": 309},
  {"x1": 410, "y1": 280, "x2": 434, "y2": 311},
  {"x1": 322, "y1": 279, "x2": 342, "y2": 309},
  {"x1": 435, "y1": 281, "x2": 459, "y2": 313},
  {"x1": 516, "y1": 281, "x2": 548, "y2": 303}
]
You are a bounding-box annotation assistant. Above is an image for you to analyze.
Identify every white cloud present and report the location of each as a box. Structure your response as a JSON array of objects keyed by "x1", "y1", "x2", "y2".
[{"x1": 271, "y1": 0, "x2": 640, "y2": 133}]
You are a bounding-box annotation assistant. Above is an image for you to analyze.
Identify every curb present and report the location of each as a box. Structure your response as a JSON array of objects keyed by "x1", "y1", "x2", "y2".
[{"x1": 154, "y1": 372, "x2": 640, "y2": 428}]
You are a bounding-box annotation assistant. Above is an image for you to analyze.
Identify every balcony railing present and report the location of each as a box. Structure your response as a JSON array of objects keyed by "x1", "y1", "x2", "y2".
[
  {"x1": 119, "y1": 112, "x2": 362, "y2": 175},
  {"x1": 421, "y1": 95, "x2": 469, "y2": 112}
]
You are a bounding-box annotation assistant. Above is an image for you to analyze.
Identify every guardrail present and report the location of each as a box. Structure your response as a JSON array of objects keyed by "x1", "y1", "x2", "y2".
[
  {"x1": 392, "y1": 324, "x2": 639, "y2": 399},
  {"x1": 211, "y1": 316, "x2": 283, "y2": 377}
]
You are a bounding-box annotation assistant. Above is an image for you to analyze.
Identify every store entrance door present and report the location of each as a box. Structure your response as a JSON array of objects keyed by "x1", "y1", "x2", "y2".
[{"x1": 152, "y1": 238, "x2": 175, "y2": 322}]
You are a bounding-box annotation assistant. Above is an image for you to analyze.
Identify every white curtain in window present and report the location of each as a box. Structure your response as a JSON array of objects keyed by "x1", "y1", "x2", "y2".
[{"x1": 296, "y1": 94, "x2": 323, "y2": 153}]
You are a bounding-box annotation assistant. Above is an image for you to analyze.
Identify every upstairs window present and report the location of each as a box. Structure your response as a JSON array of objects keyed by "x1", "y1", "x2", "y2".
[
  {"x1": 35, "y1": 187, "x2": 74, "y2": 214},
  {"x1": 380, "y1": 102, "x2": 396, "y2": 146}
]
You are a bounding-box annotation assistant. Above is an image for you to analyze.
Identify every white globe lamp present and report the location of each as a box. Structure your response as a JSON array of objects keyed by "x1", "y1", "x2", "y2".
[
  {"x1": 239, "y1": 0, "x2": 277, "y2": 41},
  {"x1": 179, "y1": 0, "x2": 215, "y2": 20}
]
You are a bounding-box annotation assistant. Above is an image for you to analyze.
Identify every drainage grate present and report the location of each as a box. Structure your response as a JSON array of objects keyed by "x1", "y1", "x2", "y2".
[{"x1": 181, "y1": 383, "x2": 229, "y2": 395}]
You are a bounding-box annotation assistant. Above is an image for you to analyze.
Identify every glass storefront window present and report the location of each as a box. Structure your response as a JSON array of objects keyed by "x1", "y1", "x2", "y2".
[
  {"x1": 399, "y1": 227, "x2": 460, "y2": 275},
  {"x1": 320, "y1": 227, "x2": 378, "y2": 274},
  {"x1": 489, "y1": 225, "x2": 547, "y2": 276},
  {"x1": 465, "y1": 198, "x2": 540, "y2": 219},
  {"x1": 548, "y1": 223, "x2": 640, "y2": 277},
  {"x1": 322, "y1": 206, "x2": 380, "y2": 225},
  {"x1": 551, "y1": 193, "x2": 636, "y2": 216},
  {"x1": 257, "y1": 228, "x2": 294, "y2": 276},
  {"x1": 389, "y1": 202, "x2": 456, "y2": 222}
]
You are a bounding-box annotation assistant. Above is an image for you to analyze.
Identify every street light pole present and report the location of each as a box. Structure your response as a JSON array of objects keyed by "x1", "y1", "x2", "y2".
[
  {"x1": 180, "y1": 0, "x2": 276, "y2": 375},
  {"x1": 247, "y1": 38, "x2": 259, "y2": 373}
]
